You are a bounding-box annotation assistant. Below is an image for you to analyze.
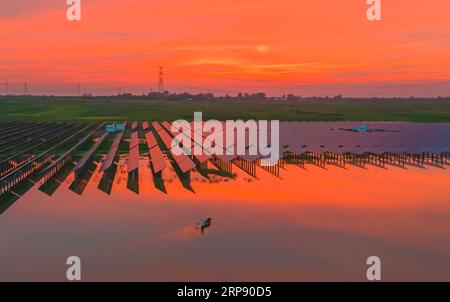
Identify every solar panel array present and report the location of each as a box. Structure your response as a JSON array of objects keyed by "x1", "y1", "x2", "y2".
[
  {"x1": 0, "y1": 123, "x2": 82, "y2": 177},
  {"x1": 153, "y1": 121, "x2": 196, "y2": 173},
  {"x1": 163, "y1": 121, "x2": 450, "y2": 162},
  {"x1": 169, "y1": 122, "x2": 212, "y2": 164},
  {"x1": 0, "y1": 123, "x2": 98, "y2": 195},
  {"x1": 1, "y1": 121, "x2": 449, "y2": 203},
  {"x1": 277, "y1": 122, "x2": 450, "y2": 155},
  {"x1": 0, "y1": 122, "x2": 45, "y2": 141},
  {"x1": 185, "y1": 121, "x2": 238, "y2": 163},
  {"x1": 74, "y1": 133, "x2": 108, "y2": 173},
  {"x1": 40, "y1": 131, "x2": 94, "y2": 176}
]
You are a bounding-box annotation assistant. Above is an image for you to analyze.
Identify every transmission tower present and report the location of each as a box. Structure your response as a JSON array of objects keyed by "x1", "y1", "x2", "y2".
[
  {"x1": 24, "y1": 82, "x2": 28, "y2": 95},
  {"x1": 158, "y1": 66, "x2": 164, "y2": 93}
]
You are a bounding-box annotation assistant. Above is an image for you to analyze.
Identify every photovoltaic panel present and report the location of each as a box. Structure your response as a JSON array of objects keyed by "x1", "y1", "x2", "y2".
[
  {"x1": 145, "y1": 132, "x2": 158, "y2": 149},
  {"x1": 276, "y1": 122, "x2": 450, "y2": 155},
  {"x1": 151, "y1": 157, "x2": 166, "y2": 174},
  {"x1": 152, "y1": 121, "x2": 163, "y2": 132},
  {"x1": 153, "y1": 123, "x2": 196, "y2": 173},
  {"x1": 73, "y1": 133, "x2": 108, "y2": 172},
  {"x1": 172, "y1": 154, "x2": 196, "y2": 173},
  {"x1": 169, "y1": 122, "x2": 212, "y2": 164},
  {"x1": 215, "y1": 154, "x2": 238, "y2": 163},
  {"x1": 149, "y1": 147, "x2": 166, "y2": 173},
  {"x1": 41, "y1": 131, "x2": 94, "y2": 175},
  {"x1": 157, "y1": 130, "x2": 174, "y2": 150},
  {"x1": 144, "y1": 130, "x2": 167, "y2": 173},
  {"x1": 161, "y1": 121, "x2": 173, "y2": 133},
  {"x1": 239, "y1": 154, "x2": 262, "y2": 162},
  {"x1": 127, "y1": 131, "x2": 140, "y2": 173},
  {"x1": 99, "y1": 131, "x2": 124, "y2": 173},
  {"x1": 194, "y1": 153, "x2": 211, "y2": 164}
]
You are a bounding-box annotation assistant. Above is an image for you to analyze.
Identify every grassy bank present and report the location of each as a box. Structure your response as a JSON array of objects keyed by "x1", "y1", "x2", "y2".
[{"x1": 1, "y1": 96, "x2": 449, "y2": 122}]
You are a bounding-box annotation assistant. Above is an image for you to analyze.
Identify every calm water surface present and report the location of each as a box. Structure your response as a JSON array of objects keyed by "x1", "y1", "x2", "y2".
[{"x1": 0, "y1": 159, "x2": 449, "y2": 281}]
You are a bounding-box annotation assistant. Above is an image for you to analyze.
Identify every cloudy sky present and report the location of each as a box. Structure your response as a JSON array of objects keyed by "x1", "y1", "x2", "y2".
[{"x1": 1, "y1": 0, "x2": 450, "y2": 96}]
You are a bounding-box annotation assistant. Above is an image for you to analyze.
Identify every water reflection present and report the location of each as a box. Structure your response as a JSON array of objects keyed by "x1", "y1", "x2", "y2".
[
  {"x1": 0, "y1": 159, "x2": 449, "y2": 281},
  {"x1": 70, "y1": 161, "x2": 98, "y2": 195}
]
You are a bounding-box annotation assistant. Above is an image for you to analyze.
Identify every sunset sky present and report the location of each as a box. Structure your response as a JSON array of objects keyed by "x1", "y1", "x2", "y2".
[{"x1": 1, "y1": 0, "x2": 450, "y2": 96}]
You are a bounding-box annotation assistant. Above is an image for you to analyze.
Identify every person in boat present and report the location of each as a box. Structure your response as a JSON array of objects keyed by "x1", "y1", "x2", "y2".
[{"x1": 197, "y1": 218, "x2": 212, "y2": 234}]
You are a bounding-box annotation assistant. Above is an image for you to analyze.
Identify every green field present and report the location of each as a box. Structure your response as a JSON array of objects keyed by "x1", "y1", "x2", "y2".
[{"x1": 1, "y1": 96, "x2": 449, "y2": 122}]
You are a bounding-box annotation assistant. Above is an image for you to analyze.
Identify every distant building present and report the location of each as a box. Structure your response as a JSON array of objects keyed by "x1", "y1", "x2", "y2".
[
  {"x1": 351, "y1": 125, "x2": 372, "y2": 132},
  {"x1": 106, "y1": 123, "x2": 125, "y2": 133}
]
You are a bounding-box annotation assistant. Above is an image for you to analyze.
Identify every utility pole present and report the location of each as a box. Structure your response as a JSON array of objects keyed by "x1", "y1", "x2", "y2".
[{"x1": 158, "y1": 66, "x2": 164, "y2": 93}]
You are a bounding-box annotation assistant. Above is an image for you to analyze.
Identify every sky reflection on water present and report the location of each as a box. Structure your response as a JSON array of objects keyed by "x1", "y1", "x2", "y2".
[{"x1": 0, "y1": 159, "x2": 449, "y2": 281}]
